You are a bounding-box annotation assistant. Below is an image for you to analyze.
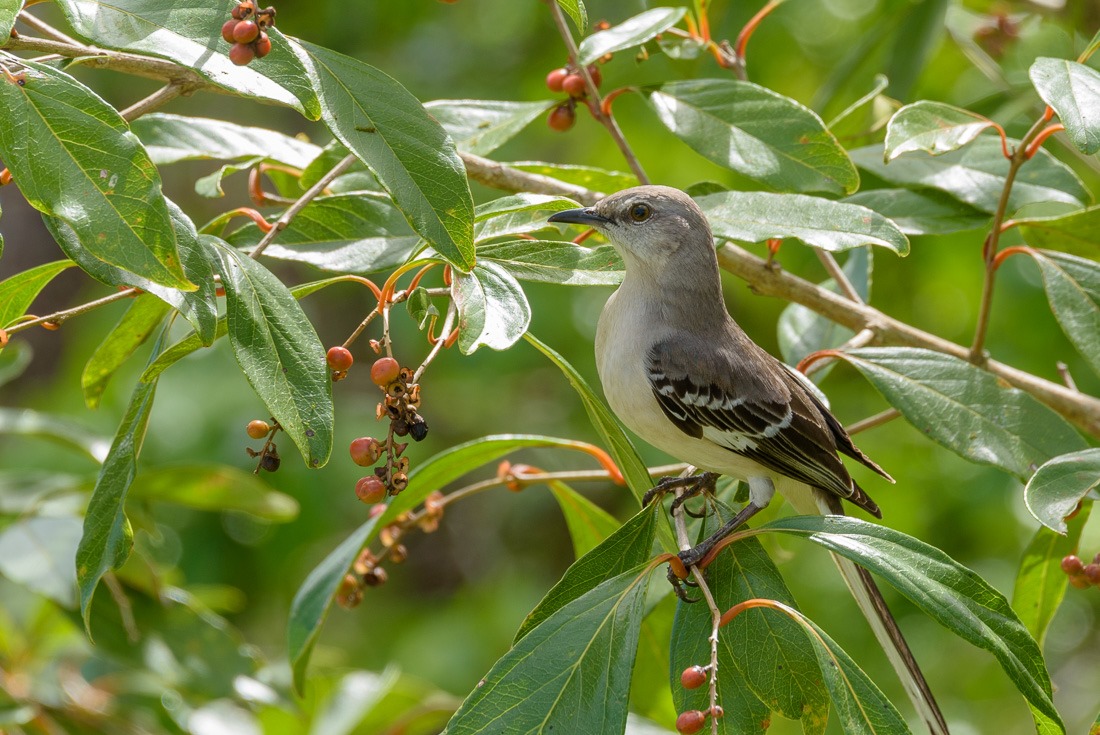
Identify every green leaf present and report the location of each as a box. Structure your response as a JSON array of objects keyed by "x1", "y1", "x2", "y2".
[
  {"x1": 298, "y1": 141, "x2": 381, "y2": 193},
  {"x1": 524, "y1": 333, "x2": 653, "y2": 505},
  {"x1": 1023, "y1": 449, "x2": 1100, "y2": 534},
  {"x1": 128, "y1": 464, "x2": 299, "y2": 521},
  {"x1": 451, "y1": 260, "x2": 530, "y2": 353},
  {"x1": 478, "y1": 239, "x2": 623, "y2": 286},
  {"x1": 194, "y1": 156, "x2": 262, "y2": 198},
  {"x1": 424, "y1": 100, "x2": 553, "y2": 156},
  {"x1": 288, "y1": 434, "x2": 600, "y2": 692},
  {"x1": 225, "y1": 193, "x2": 419, "y2": 274},
  {"x1": 760, "y1": 515, "x2": 1063, "y2": 731},
  {"x1": 81, "y1": 294, "x2": 170, "y2": 409},
  {"x1": 474, "y1": 192, "x2": 580, "y2": 242},
  {"x1": 445, "y1": 566, "x2": 651, "y2": 735},
  {"x1": 0, "y1": 60, "x2": 192, "y2": 290},
  {"x1": 507, "y1": 161, "x2": 634, "y2": 194},
  {"x1": 0, "y1": 407, "x2": 110, "y2": 463},
  {"x1": 651, "y1": 80, "x2": 859, "y2": 196},
  {"x1": 0, "y1": 516, "x2": 82, "y2": 608},
  {"x1": 1029, "y1": 250, "x2": 1100, "y2": 377},
  {"x1": 515, "y1": 504, "x2": 658, "y2": 643},
  {"x1": 55, "y1": 0, "x2": 319, "y2": 117},
  {"x1": 0, "y1": 0, "x2": 21, "y2": 41},
  {"x1": 76, "y1": 358, "x2": 161, "y2": 631},
  {"x1": 697, "y1": 191, "x2": 910, "y2": 255},
  {"x1": 556, "y1": 0, "x2": 587, "y2": 33},
  {"x1": 843, "y1": 188, "x2": 989, "y2": 235},
  {"x1": 885, "y1": 101, "x2": 998, "y2": 160},
  {"x1": 851, "y1": 138, "x2": 1089, "y2": 214},
  {"x1": 1029, "y1": 58, "x2": 1100, "y2": 155},
  {"x1": 1013, "y1": 504, "x2": 1091, "y2": 645},
  {"x1": 208, "y1": 239, "x2": 333, "y2": 468},
  {"x1": 548, "y1": 481, "x2": 621, "y2": 559},
  {"x1": 0, "y1": 260, "x2": 75, "y2": 329},
  {"x1": 130, "y1": 113, "x2": 321, "y2": 168},
  {"x1": 406, "y1": 287, "x2": 439, "y2": 330},
  {"x1": 1018, "y1": 205, "x2": 1100, "y2": 258},
  {"x1": 577, "y1": 7, "x2": 686, "y2": 65},
  {"x1": 837, "y1": 347, "x2": 1086, "y2": 479},
  {"x1": 292, "y1": 40, "x2": 475, "y2": 271}
]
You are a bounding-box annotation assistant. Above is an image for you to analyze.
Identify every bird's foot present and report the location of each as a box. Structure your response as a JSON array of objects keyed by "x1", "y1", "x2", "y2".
[
  {"x1": 643, "y1": 471, "x2": 718, "y2": 509},
  {"x1": 666, "y1": 500, "x2": 767, "y2": 603}
]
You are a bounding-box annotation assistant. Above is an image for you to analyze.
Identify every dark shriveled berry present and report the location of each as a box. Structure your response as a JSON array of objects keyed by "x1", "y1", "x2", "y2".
[
  {"x1": 260, "y1": 453, "x2": 281, "y2": 472},
  {"x1": 409, "y1": 415, "x2": 429, "y2": 441}
]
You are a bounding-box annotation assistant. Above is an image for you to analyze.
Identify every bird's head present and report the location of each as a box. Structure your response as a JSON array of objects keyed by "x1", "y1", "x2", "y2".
[{"x1": 548, "y1": 185, "x2": 715, "y2": 273}]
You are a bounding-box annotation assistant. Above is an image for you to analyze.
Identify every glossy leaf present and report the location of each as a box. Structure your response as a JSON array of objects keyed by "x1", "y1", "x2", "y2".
[
  {"x1": 0, "y1": 407, "x2": 110, "y2": 463},
  {"x1": 128, "y1": 464, "x2": 299, "y2": 521},
  {"x1": 1029, "y1": 58, "x2": 1100, "y2": 155},
  {"x1": 56, "y1": 0, "x2": 319, "y2": 116},
  {"x1": 1013, "y1": 505, "x2": 1091, "y2": 645},
  {"x1": 292, "y1": 40, "x2": 475, "y2": 271},
  {"x1": 885, "y1": 101, "x2": 998, "y2": 160},
  {"x1": 838, "y1": 347, "x2": 1086, "y2": 479},
  {"x1": 0, "y1": 516, "x2": 82, "y2": 608},
  {"x1": 515, "y1": 504, "x2": 658, "y2": 643},
  {"x1": 556, "y1": 0, "x2": 587, "y2": 33},
  {"x1": 851, "y1": 138, "x2": 1089, "y2": 214},
  {"x1": 760, "y1": 515, "x2": 1063, "y2": 731},
  {"x1": 299, "y1": 141, "x2": 375, "y2": 191},
  {"x1": 474, "y1": 192, "x2": 579, "y2": 242},
  {"x1": 81, "y1": 295, "x2": 170, "y2": 409},
  {"x1": 445, "y1": 566, "x2": 651, "y2": 735},
  {"x1": 451, "y1": 260, "x2": 531, "y2": 353},
  {"x1": 549, "y1": 480, "x2": 624, "y2": 560},
  {"x1": 226, "y1": 193, "x2": 419, "y2": 274},
  {"x1": 0, "y1": 260, "x2": 75, "y2": 329},
  {"x1": 194, "y1": 157, "x2": 262, "y2": 198},
  {"x1": 1023, "y1": 449, "x2": 1100, "y2": 534},
  {"x1": 843, "y1": 188, "x2": 989, "y2": 235},
  {"x1": 697, "y1": 190, "x2": 910, "y2": 255},
  {"x1": 577, "y1": 7, "x2": 686, "y2": 65},
  {"x1": 524, "y1": 333, "x2": 653, "y2": 504},
  {"x1": 130, "y1": 113, "x2": 321, "y2": 168},
  {"x1": 1030, "y1": 250, "x2": 1100, "y2": 377},
  {"x1": 209, "y1": 239, "x2": 333, "y2": 468},
  {"x1": 0, "y1": 59, "x2": 192, "y2": 290},
  {"x1": 76, "y1": 364, "x2": 160, "y2": 630},
  {"x1": 478, "y1": 239, "x2": 623, "y2": 286},
  {"x1": 424, "y1": 99, "x2": 553, "y2": 156},
  {"x1": 0, "y1": 0, "x2": 20, "y2": 38},
  {"x1": 1018, "y1": 205, "x2": 1100, "y2": 259},
  {"x1": 507, "y1": 161, "x2": 635, "y2": 194},
  {"x1": 651, "y1": 80, "x2": 859, "y2": 196}
]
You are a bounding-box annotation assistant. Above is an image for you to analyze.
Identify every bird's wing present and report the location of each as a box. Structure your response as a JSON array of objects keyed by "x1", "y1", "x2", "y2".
[{"x1": 646, "y1": 335, "x2": 881, "y2": 516}]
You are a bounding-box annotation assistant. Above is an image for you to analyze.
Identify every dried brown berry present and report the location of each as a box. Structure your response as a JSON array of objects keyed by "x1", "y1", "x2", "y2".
[
  {"x1": 327, "y1": 345, "x2": 353, "y2": 371},
  {"x1": 356, "y1": 476, "x2": 387, "y2": 504},
  {"x1": 409, "y1": 415, "x2": 429, "y2": 441},
  {"x1": 547, "y1": 103, "x2": 575, "y2": 132},
  {"x1": 390, "y1": 544, "x2": 408, "y2": 564},
  {"x1": 231, "y1": 1, "x2": 254, "y2": 20},
  {"x1": 546, "y1": 67, "x2": 568, "y2": 92},
  {"x1": 371, "y1": 357, "x2": 401, "y2": 386},
  {"x1": 349, "y1": 437, "x2": 382, "y2": 466},
  {"x1": 232, "y1": 19, "x2": 259, "y2": 43},
  {"x1": 260, "y1": 453, "x2": 281, "y2": 472},
  {"x1": 246, "y1": 419, "x2": 271, "y2": 439},
  {"x1": 253, "y1": 32, "x2": 272, "y2": 58},
  {"x1": 680, "y1": 665, "x2": 707, "y2": 690},
  {"x1": 363, "y1": 566, "x2": 388, "y2": 586},
  {"x1": 391, "y1": 472, "x2": 409, "y2": 492},
  {"x1": 229, "y1": 42, "x2": 254, "y2": 65},
  {"x1": 222, "y1": 19, "x2": 239, "y2": 43},
  {"x1": 393, "y1": 418, "x2": 410, "y2": 437},
  {"x1": 562, "y1": 73, "x2": 586, "y2": 98},
  {"x1": 335, "y1": 574, "x2": 362, "y2": 608},
  {"x1": 676, "y1": 710, "x2": 706, "y2": 734},
  {"x1": 1062, "y1": 555, "x2": 1084, "y2": 575}
]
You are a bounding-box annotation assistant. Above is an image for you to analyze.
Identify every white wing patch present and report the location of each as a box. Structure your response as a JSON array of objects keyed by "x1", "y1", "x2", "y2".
[{"x1": 702, "y1": 426, "x2": 758, "y2": 452}]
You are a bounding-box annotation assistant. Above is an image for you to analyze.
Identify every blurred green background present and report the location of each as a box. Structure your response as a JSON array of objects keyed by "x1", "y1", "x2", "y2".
[{"x1": 1, "y1": 0, "x2": 1099, "y2": 733}]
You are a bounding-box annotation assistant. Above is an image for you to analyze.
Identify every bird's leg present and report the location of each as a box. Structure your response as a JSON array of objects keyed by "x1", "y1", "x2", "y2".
[{"x1": 642, "y1": 471, "x2": 718, "y2": 508}]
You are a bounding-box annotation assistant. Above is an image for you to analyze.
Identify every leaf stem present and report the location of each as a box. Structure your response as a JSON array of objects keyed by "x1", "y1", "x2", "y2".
[{"x1": 815, "y1": 250, "x2": 863, "y2": 303}]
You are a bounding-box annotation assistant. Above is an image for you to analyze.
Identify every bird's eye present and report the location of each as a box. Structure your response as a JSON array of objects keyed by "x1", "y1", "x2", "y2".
[{"x1": 629, "y1": 203, "x2": 652, "y2": 222}]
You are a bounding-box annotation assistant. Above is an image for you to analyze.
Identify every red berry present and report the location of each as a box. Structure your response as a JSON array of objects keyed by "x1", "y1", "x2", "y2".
[
  {"x1": 1084, "y1": 563, "x2": 1100, "y2": 585},
  {"x1": 562, "y1": 73, "x2": 586, "y2": 98},
  {"x1": 246, "y1": 419, "x2": 270, "y2": 439},
  {"x1": 370, "y1": 357, "x2": 401, "y2": 387},
  {"x1": 253, "y1": 32, "x2": 272, "y2": 58},
  {"x1": 547, "y1": 104, "x2": 575, "y2": 132},
  {"x1": 680, "y1": 665, "x2": 707, "y2": 690},
  {"x1": 350, "y1": 437, "x2": 382, "y2": 466},
  {"x1": 233, "y1": 20, "x2": 259, "y2": 43},
  {"x1": 587, "y1": 64, "x2": 602, "y2": 87},
  {"x1": 221, "y1": 19, "x2": 238, "y2": 43},
  {"x1": 545, "y1": 67, "x2": 568, "y2": 92},
  {"x1": 229, "y1": 42, "x2": 254, "y2": 65},
  {"x1": 327, "y1": 346, "x2": 354, "y2": 372},
  {"x1": 1062, "y1": 555, "x2": 1084, "y2": 575},
  {"x1": 356, "y1": 476, "x2": 387, "y2": 504},
  {"x1": 1070, "y1": 575, "x2": 1091, "y2": 589},
  {"x1": 676, "y1": 710, "x2": 706, "y2": 734}
]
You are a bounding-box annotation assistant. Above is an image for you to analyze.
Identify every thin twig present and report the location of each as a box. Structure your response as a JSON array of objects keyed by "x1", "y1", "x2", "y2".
[
  {"x1": 815, "y1": 250, "x2": 863, "y2": 304},
  {"x1": 119, "y1": 82, "x2": 187, "y2": 122},
  {"x1": 461, "y1": 152, "x2": 602, "y2": 205},
  {"x1": 413, "y1": 300, "x2": 456, "y2": 383},
  {"x1": 845, "y1": 408, "x2": 900, "y2": 436},
  {"x1": 3, "y1": 33, "x2": 205, "y2": 86},
  {"x1": 16, "y1": 11, "x2": 84, "y2": 46},
  {"x1": 5, "y1": 289, "x2": 137, "y2": 336},
  {"x1": 546, "y1": 2, "x2": 649, "y2": 184}
]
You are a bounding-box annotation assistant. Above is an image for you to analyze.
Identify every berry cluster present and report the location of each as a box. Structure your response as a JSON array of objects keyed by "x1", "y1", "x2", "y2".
[
  {"x1": 544, "y1": 62, "x2": 605, "y2": 132},
  {"x1": 222, "y1": 1, "x2": 275, "y2": 66},
  {"x1": 674, "y1": 665, "x2": 722, "y2": 733},
  {"x1": 1062, "y1": 553, "x2": 1100, "y2": 589},
  {"x1": 348, "y1": 356, "x2": 429, "y2": 504},
  {"x1": 244, "y1": 418, "x2": 280, "y2": 472}
]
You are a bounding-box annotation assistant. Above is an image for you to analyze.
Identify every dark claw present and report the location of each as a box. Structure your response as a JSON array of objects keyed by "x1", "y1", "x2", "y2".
[{"x1": 668, "y1": 566, "x2": 699, "y2": 603}]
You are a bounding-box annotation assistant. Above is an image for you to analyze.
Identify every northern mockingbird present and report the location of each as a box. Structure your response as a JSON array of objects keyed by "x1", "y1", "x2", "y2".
[{"x1": 548, "y1": 185, "x2": 947, "y2": 735}]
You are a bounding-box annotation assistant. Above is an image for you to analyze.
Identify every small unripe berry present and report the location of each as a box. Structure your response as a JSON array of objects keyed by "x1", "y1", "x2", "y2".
[
  {"x1": 233, "y1": 20, "x2": 259, "y2": 43},
  {"x1": 562, "y1": 73, "x2": 586, "y2": 97},
  {"x1": 350, "y1": 436, "x2": 382, "y2": 466},
  {"x1": 1062, "y1": 555, "x2": 1084, "y2": 575},
  {"x1": 356, "y1": 476, "x2": 387, "y2": 504},
  {"x1": 253, "y1": 32, "x2": 272, "y2": 58},
  {"x1": 229, "y1": 42, "x2": 254, "y2": 65},
  {"x1": 1084, "y1": 563, "x2": 1100, "y2": 585},
  {"x1": 680, "y1": 665, "x2": 707, "y2": 690},
  {"x1": 546, "y1": 67, "x2": 568, "y2": 92},
  {"x1": 547, "y1": 104, "x2": 575, "y2": 132},
  {"x1": 327, "y1": 345, "x2": 354, "y2": 371},
  {"x1": 676, "y1": 710, "x2": 706, "y2": 734},
  {"x1": 222, "y1": 19, "x2": 239, "y2": 43},
  {"x1": 246, "y1": 419, "x2": 271, "y2": 439},
  {"x1": 371, "y1": 357, "x2": 401, "y2": 386}
]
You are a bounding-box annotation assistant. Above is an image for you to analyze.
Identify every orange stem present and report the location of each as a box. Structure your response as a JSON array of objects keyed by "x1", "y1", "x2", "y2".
[
  {"x1": 599, "y1": 86, "x2": 632, "y2": 117},
  {"x1": 225, "y1": 207, "x2": 274, "y2": 232},
  {"x1": 795, "y1": 348, "x2": 843, "y2": 375},
  {"x1": 734, "y1": 0, "x2": 784, "y2": 60},
  {"x1": 1024, "y1": 123, "x2": 1065, "y2": 159},
  {"x1": 992, "y1": 245, "x2": 1036, "y2": 271}
]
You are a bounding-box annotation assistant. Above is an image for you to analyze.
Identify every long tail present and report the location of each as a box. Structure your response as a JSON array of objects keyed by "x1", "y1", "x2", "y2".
[{"x1": 785, "y1": 482, "x2": 950, "y2": 735}]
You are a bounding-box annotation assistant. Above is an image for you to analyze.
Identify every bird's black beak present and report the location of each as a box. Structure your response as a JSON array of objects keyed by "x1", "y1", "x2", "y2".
[{"x1": 548, "y1": 207, "x2": 610, "y2": 227}]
